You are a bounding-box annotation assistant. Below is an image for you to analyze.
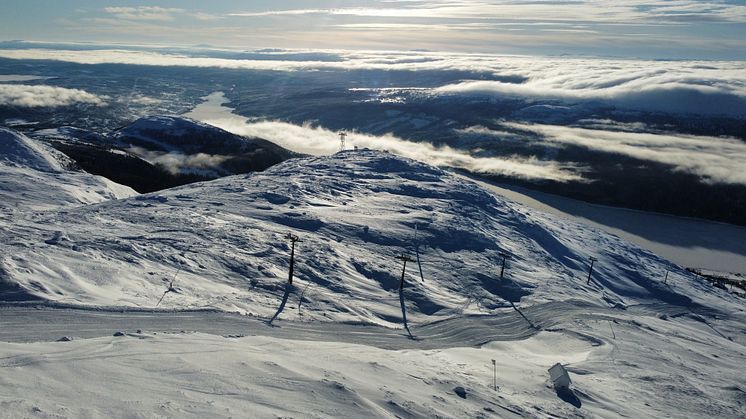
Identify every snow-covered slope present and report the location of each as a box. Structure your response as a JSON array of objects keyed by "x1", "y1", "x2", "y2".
[
  {"x1": 1, "y1": 150, "x2": 740, "y2": 324},
  {"x1": 111, "y1": 115, "x2": 297, "y2": 160},
  {"x1": 0, "y1": 126, "x2": 65, "y2": 171},
  {"x1": 110, "y1": 115, "x2": 297, "y2": 178},
  {"x1": 0, "y1": 127, "x2": 136, "y2": 212}
]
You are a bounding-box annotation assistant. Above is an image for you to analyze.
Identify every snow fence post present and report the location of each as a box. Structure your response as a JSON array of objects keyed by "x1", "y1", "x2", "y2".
[
  {"x1": 499, "y1": 252, "x2": 510, "y2": 280},
  {"x1": 492, "y1": 359, "x2": 497, "y2": 391},
  {"x1": 396, "y1": 254, "x2": 415, "y2": 290},
  {"x1": 285, "y1": 232, "x2": 302, "y2": 285},
  {"x1": 587, "y1": 256, "x2": 597, "y2": 285}
]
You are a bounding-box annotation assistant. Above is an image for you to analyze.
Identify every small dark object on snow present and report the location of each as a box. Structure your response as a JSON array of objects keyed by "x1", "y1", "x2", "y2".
[
  {"x1": 56, "y1": 336, "x2": 72, "y2": 342},
  {"x1": 395, "y1": 254, "x2": 415, "y2": 290},
  {"x1": 285, "y1": 232, "x2": 302, "y2": 285},
  {"x1": 453, "y1": 386, "x2": 467, "y2": 399},
  {"x1": 113, "y1": 331, "x2": 125, "y2": 337},
  {"x1": 549, "y1": 363, "x2": 571, "y2": 390},
  {"x1": 136, "y1": 329, "x2": 142, "y2": 334}
]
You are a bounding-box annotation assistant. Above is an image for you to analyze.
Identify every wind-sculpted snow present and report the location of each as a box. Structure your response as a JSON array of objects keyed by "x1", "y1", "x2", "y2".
[
  {"x1": 0, "y1": 150, "x2": 741, "y2": 325},
  {"x1": 0, "y1": 127, "x2": 136, "y2": 211}
]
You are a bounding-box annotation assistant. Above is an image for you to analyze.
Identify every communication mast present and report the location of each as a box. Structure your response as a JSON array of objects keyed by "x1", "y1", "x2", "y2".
[{"x1": 339, "y1": 131, "x2": 347, "y2": 152}]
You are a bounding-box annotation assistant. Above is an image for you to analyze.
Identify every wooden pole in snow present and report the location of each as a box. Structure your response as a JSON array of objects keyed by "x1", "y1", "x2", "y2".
[
  {"x1": 587, "y1": 256, "x2": 598, "y2": 285},
  {"x1": 492, "y1": 359, "x2": 497, "y2": 391},
  {"x1": 396, "y1": 254, "x2": 415, "y2": 290},
  {"x1": 285, "y1": 233, "x2": 302, "y2": 285},
  {"x1": 499, "y1": 252, "x2": 510, "y2": 280}
]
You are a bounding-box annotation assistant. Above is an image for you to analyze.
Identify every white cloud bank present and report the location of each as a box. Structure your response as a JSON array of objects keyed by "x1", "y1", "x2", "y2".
[
  {"x1": 0, "y1": 48, "x2": 743, "y2": 117},
  {"x1": 497, "y1": 122, "x2": 746, "y2": 185},
  {"x1": 431, "y1": 57, "x2": 746, "y2": 117},
  {"x1": 127, "y1": 146, "x2": 228, "y2": 175},
  {"x1": 0, "y1": 84, "x2": 106, "y2": 108},
  {"x1": 203, "y1": 117, "x2": 581, "y2": 182}
]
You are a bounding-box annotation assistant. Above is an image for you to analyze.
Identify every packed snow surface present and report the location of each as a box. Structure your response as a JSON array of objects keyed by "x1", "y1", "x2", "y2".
[
  {"x1": 1, "y1": 303, "x2": 744, "y2": 418},
  {"x1": 1, "y1": 149, "x2": 741, "y2": 325}
]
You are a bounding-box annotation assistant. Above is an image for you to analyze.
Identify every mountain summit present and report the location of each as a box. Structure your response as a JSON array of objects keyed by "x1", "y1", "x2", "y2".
[{"x1": 1, "y1": 149, "x2": 736, "y2": 324}]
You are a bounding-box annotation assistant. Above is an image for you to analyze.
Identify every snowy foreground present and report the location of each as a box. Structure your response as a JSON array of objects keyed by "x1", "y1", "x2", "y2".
[
  {"x1": 1, "y1": 127, "x2": 745, "y2": 417},
  {"x1": 1, "y1": 305, "x2": 744, "y2": 418}
]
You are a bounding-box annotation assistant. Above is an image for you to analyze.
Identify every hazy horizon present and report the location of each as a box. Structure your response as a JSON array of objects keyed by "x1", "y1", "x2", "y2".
[{"x1": 1, "y1": 1, "x2": 746, "y2": 60}]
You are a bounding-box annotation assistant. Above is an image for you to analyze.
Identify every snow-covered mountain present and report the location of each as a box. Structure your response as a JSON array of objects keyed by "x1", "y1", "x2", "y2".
[
  {"x1": 111, "y1": 115, "x2": 297, "y2": 177},
  {"x1": 0, "y1": 127, "x2": 135, "y2": 212},
  {"x1": 1, "y1": 141, "x2": 745, "y2": 418},
  {"x1": 29, "y1": 116, "x2": 300, "y2": 193},
  {"x1": 1, "y1": 148, "x2": 739, "y2": 325}
]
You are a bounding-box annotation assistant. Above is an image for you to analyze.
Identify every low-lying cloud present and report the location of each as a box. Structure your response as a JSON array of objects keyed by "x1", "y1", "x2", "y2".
[
  {"x1": 1, "y1": 48, "x2": 743, "y2": 117},
  {"x1": 127, "y1": 146, "x2": 229, "y2": 175},
  {"x1": 0, "y1": 84, "x2": 106, "y2": 108},
  {"x1": 434, "y1": 79, "x2": 746, "y2": 117},
  {"x1": 433, "y1": 58, "x2": 746, "y2": 117},
  {"x1": 203, "y1": 117, "x2": 581, "y2": 182},
  {"x1": 498, "y1": 122, "x2": 746, "y2": 185}
]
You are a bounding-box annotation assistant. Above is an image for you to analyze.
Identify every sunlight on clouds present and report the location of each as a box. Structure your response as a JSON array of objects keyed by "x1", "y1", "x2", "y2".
[
  {"x1": 202, "y1": 117, "x2": 582, "y2": 182},
  {"x1": 228, "y1": 1, "x2": 746, "y2": 24},
  {"x1": 0, "y1": 84, "x2": 106, "y2": 107},
  {"x1": 1, "y1": 47, "x2": 741, "y2": 117},
  {"x1": 500, "y1": 122, "x2": 746, "y2": 185}
]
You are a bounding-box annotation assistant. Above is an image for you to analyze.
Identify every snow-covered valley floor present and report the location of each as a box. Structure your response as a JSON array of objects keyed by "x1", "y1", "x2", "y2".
[{"x1": 1, "y1": 126, "x2": 745, "y2": 418}]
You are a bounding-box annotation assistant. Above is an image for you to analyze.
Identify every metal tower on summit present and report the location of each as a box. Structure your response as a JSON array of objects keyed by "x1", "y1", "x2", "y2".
[{"x1": 339, "y1": 131, "x2": 347, "y2": 152}]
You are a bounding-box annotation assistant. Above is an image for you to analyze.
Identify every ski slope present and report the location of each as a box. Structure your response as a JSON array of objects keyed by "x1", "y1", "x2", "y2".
[
  {"x1": 0, "y1": 299, "x2": 743, "y2": 418},
  {"x1": 1, "y1": 136, "x2": 745, "y2": 418},
  {"x1": 1, "y1": 148, "x2": 741, "y2": 325}
]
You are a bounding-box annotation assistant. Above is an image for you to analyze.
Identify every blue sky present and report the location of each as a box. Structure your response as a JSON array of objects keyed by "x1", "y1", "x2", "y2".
[{"x1": 1, "y1": 1, "x2": 745, "y2": 59}]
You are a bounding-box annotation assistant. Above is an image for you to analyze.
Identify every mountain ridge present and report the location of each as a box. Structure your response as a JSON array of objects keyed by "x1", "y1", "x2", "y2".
[{"x1": 1, "y1": 148, "x2": 739, "y2": 325}]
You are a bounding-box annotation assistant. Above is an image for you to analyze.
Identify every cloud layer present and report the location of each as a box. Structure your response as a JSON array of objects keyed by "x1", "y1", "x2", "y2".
[
  {"x1": 0, "y1": 48, "x2": 743, "y2": 117},
  {"x1": 127, "y1": 146, "x2": 228, "y2": 175},
  {"x1": 497, "y1": 122, "x2": 746, "y2": 185},
  {"x1": 3, "y1": 1, "x2": 746, "y2": 58},
  {"x1": 0, "y1": 84, "x2": 106, "y2": 108},
  {"x1": 229, "y1": 1, "x2": 746, "y2": 24},
  {"x1": 202, "y1": 117, "x2": 581, "y2": 182}
]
